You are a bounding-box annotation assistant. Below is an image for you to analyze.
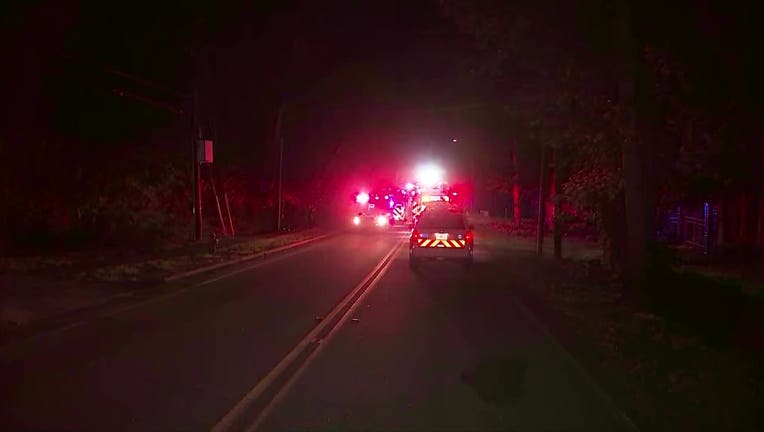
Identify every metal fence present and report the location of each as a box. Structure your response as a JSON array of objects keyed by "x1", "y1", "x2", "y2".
[{"x1": 661, "y1": 202, "x2": 718, "y2": 255}]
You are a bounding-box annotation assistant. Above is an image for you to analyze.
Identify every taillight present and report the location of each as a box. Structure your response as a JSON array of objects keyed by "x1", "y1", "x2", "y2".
[{"x1": 465, "y1": 230, "x2": 473, "y2": 241}]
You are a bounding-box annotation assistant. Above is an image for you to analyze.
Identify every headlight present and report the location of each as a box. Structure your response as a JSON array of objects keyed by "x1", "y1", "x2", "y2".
[
  {"x1": 375, "y1": 215, "x2": 388, "y2": 226},
  {"x1": 353, "y1": 216, "x2": 361, "y2": 225}
]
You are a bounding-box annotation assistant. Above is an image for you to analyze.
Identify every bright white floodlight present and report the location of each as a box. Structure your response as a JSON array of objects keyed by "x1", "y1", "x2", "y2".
[
  {"x1": 415, "y1": 164, "x2": 445, "y2": 188},
  {"x1": 355, "y1": 192, "x2": 370, "y2": 204}
]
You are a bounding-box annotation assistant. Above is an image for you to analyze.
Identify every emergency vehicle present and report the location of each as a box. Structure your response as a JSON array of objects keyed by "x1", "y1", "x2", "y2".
[
  {"x1": 350, "y1": 183, "x2": 420, "y2": 228},
  {"x1": 409, "y1": 204, "x2": 474, "y2": 270},
  {"x1": 409, "y1": 183, "x2": 452, "y2": 224},
  {"x1": 350, "y1": 190, "x2": 395, "y2": 229},
  {"x1": 383, "y1": 187, "x2": 410, "y2": 224}
]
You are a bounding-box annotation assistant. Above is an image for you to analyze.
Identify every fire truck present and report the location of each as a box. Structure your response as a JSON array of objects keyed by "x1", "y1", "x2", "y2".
[
  {"x1": 350, "y1": 184, "x2": 417, "y2": 229},
  {"x1": 350, "y1": 190, "x2": 396, "y2": 229},
  {"x1": 409, "y1": 183, "x2": 454, "y2": 223},
  {"x1": 402, "y1": 164, "x2": 472, "y2": 225},
  {"x1": 393, "y1": 186, "x2": 418, "y2": 225}
]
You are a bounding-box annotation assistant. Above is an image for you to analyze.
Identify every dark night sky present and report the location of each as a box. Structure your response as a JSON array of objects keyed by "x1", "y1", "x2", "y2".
[{"x1": 1, "y1": 0, "x2": 487, "y2": 188}]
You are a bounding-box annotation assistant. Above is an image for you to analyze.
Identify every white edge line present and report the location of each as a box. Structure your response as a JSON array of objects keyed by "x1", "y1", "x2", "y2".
[
  {"x1": 0, "y1": 234, "x2": 334, "y2": 353},
  {"x1": 510, "y1": 297, "x2": 641, "y2": 432},
  {"x1": 163, "y1": 233, "x2": 334, "y2": 282},
  {"x1": 211, "y1": 241, "x2": 402, "y2": 432},
  {"x1": 194, "y1": 242, "x2": 322, "y2": 287},
  {"x1": 0, "y1": 319, "x2": 87, "y2": 355},
  {"x1": 245, "y1": 242, "x2": 403, "y2": 432},
  {"x1": 105, "y1": 241, "x2": 325, "y2": 318}
]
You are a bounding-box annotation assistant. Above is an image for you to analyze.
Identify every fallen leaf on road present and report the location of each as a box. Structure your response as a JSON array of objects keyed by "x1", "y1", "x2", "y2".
[
  {"x1": 670, "y1": 334, "x2": 697, "y2": 350},
  {"x1": 629, "y1": 361, "x2": 645, "y2": 374},
  {"x1": 634, "y1": 311, "x2": 660, "y2": 321}
]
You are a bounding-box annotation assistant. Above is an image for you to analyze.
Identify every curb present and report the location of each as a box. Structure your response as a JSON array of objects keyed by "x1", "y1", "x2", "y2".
[{"x1": 162, "y1": 232, "x2": 333, "y2": 283}]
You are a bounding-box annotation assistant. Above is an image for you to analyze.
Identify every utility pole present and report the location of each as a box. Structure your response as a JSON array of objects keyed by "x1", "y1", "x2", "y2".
[
  {"x1": 272, "y1": 101, "x2": 285, "y2": 232},
  {"x1": 194, "y1": 127, "x2": 203, "y2": 241},
  {"x1": 102, "y1": 62, "x2": 195, "y2": 240},
  {"x1": 277, "y1": 135, "x2": 284, "y2": 232},
  {"x1": 191, "y1": 75, "x2": 201, "y2": 241},
  {"x1": 190, "y1": 42, "x2": 203, "y2": 241}
]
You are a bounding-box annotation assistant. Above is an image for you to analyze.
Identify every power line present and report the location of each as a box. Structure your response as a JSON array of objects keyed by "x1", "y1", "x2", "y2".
[
  {"x1": 102, "y1": 65, "x2": 189, "y2": 99},
  {"x1": 112, "y1": 88, "x2": 185, "y2": 115},
  {"x1": 57, "y1": 54, "x2": 189, "y2": 99}
]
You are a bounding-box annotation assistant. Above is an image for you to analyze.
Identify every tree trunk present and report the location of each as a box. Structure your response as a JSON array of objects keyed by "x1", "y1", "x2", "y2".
[
  {"x1": 617, "y1": 0, "x2": 649, "y2": 284},
  {"x1": 511, "y1": 149, "x2": 521, "y2": 226},
  {"x1": 546, "y1": 165, "x2": 555, "y2": 230},
  {"x1": 723, "y1": 196, "x2": 734, "y2": 244},
  {"x1": 757, "y1": 195, "x2": 763, "y2": 247},
  {"x1": 599, "y1": 194, "x2": 627, "y2": 274},
  {"x1": 552, "y1": 148, "x2": 562, "y2": 258},
  {"x1": 513, "y1": 183, "x2": 521, "y2": 226},
  {"x1": 716, "y1": 199, "x2": 725, "y2": 245},
  {"x1": 0, "y1": 153, "x2": 8, "y2": 254},
  {"x1": 622, "y1": 128, "x2": 650, "y2": 283},
  {"x1": 536, "y1": 147, "x2": 548, "y2": 256},
  {"x1": 738, "y1": 192, "x2": 748, "y2": 243}
]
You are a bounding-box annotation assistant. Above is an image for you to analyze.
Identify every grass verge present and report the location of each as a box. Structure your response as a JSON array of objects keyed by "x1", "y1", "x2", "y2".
[{"x1": 1, "y1": 228, "x2": 325, "y2": 283}]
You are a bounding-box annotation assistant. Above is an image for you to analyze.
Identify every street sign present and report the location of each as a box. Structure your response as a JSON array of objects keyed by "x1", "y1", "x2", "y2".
[{"x1": 197, "y1": 140, "x2": 213, "y2": 163}]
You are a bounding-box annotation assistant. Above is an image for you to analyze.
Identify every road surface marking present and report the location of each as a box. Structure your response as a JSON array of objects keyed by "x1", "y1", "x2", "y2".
[
  {"x1": 164, "y1": 233, "x2": 336, "y2": 282},
  {"x1": 212, "y1": 240, "x2": 403, "y2": 432},
  {"x1": 0, "y1": 237, "x2": 332, "y2": 353},
  {"x1": 244, "y1": 242, "x2": 404, "y2": 432},
  {"x1": 101, "y1": 239, "x2": 328, "y2": 317}
]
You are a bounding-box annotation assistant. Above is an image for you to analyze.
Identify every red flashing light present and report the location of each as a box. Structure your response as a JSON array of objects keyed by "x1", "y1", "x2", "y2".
[
  {"x1": 465, "y1": 230, "x2": 474, "y2": 241},
  {"x1": 411, "y1": 229, "x2": 420, "y2": 240}
]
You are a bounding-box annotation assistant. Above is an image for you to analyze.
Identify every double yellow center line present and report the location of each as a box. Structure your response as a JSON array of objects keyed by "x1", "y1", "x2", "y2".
[{"x1": 211, "y1": 240, "x2": 404, "y2": 432}]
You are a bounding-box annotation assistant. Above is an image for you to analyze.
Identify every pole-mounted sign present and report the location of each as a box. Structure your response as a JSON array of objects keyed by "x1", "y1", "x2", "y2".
[
  {"x1": 193, "y1": 139, "x2": 212, "y2": 241},
  {"x1": 197, "y1": 140, "x2": 213, "y2": 164}
]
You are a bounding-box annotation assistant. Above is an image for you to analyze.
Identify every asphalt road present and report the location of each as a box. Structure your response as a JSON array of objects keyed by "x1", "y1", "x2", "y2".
[{"x1": 0, "y1": 228, "x2": 637, "y2": 432}]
